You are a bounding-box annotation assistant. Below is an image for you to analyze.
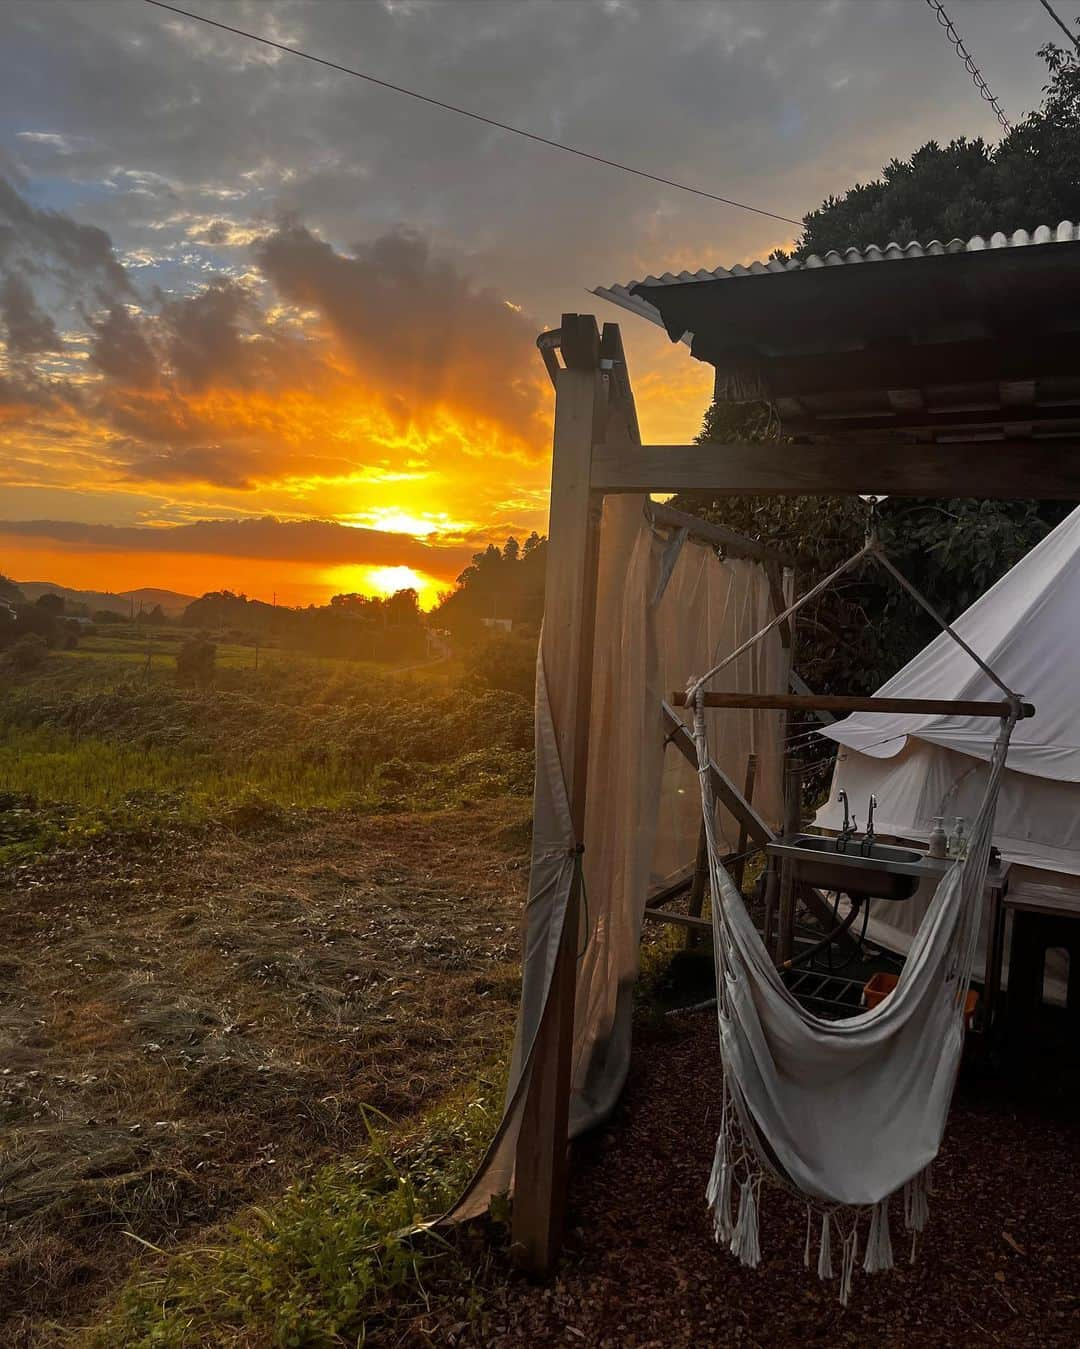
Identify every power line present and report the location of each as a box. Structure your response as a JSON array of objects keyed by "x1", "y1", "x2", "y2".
[
  {"x1": 1038, "y1": 0, "x2": 1080, "y2": 56},
  {"x1": 924, "y1": 0, "x2": 1011, "y2": 133},
  {"x1": 141, "y1": 0, "x2": 801, "y2": 227}
]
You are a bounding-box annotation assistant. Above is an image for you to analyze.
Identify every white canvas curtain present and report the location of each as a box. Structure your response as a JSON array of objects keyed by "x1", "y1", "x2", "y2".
[{"x1": 452, "y1": 495, "x2": 785, "y2": 1219}]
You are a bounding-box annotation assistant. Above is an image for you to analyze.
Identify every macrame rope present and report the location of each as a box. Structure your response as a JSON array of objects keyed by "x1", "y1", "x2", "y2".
[{"x1": 870, "y1": 544, "x2": 1019, "y2": 705}]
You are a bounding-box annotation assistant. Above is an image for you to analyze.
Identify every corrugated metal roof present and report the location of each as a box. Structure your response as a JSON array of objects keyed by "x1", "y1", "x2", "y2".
[{"x1": 593, "y1": 222, "x2": 1080, "y2": 332}]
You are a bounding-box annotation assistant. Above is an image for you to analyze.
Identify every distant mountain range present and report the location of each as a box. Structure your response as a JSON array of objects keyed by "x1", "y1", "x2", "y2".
[{"x1": 15, "y1": 581, "x2": 197, "y2": 617}]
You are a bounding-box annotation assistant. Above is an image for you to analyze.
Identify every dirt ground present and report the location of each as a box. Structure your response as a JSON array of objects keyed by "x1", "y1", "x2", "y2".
[
  {"x1": 0, "y1": 800, "x2": 529, "y2": 1344},
  {"x1": 462, "y1": 1012, "x2": 1080, "y2": 1348}
]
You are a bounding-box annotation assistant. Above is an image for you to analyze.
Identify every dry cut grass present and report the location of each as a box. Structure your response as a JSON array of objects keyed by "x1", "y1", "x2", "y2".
[{"x1": 0, "y1": 797, "x2": 530, "y2": 1344}]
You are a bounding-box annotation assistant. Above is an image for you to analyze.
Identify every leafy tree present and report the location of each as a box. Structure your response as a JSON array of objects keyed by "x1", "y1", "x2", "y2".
[
  {"x1": 787, "y1": 35, "x2": 1080, "y2": 257},
  {"x1": 34, "y1": 592, "x2": 65, "y2": 616},
  {"x1": 0, "y1": 602, "x2": 63, "y2": 650},
  {"x1": 434, "y1": 535, "x2": 547, "y2": 639},
  {"x1": 676, "y1": 36, "x2": 1078, "y2": 709},
  {"x1": 0, "y1": 574, "x2": 25, "y2": 604}
]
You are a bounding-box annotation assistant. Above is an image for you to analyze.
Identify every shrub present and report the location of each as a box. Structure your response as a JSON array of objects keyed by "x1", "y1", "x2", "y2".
[
  {"x1": 2, "y1": 632, "x2": 49, "y2": 672},
  {"x1": 464, "y1": 632, "x2": 536, "y2": 699},
  {"x1": 176, "y1": 637, "x2": 217, "y2": 687}
]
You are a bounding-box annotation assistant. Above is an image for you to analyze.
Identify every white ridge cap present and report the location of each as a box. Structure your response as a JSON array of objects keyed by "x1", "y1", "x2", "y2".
[{"x1": 591, "y1": 224, "x2": 1080, "y2": 330}]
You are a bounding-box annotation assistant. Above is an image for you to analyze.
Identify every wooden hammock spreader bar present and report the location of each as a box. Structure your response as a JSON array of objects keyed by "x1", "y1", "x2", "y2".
[{"x1": 671, "y1": 692, "x2": 1036, "y2": 719}]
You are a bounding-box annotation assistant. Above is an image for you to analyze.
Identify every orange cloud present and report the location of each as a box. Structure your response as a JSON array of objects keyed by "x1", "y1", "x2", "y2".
[{"x1": 0, "y1": 180, "x2": 717, "y2": 607}]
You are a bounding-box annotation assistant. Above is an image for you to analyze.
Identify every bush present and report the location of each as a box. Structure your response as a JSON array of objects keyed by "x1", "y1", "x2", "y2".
[
  {"x1": 464, "y1": 632, "x2": 536, "y2": 699},
  {"x1": 2, "y1": 633, "x2": 49, "y2": 672},
  {"x1": 175, "y1": 637, "x2": 217, "y2": 687}
]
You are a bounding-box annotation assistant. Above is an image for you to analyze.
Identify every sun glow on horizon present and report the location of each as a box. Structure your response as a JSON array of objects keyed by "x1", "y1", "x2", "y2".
[{"x1": 321, "y1": 562, "x2": 445, "y2": 610}]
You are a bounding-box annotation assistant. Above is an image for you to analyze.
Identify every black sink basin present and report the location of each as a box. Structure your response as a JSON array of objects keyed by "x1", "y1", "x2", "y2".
[{"x1": 766, "y1": 834, "x2": 928, "y2": 902}]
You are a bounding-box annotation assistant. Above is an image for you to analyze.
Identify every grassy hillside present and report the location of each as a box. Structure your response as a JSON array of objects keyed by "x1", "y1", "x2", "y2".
[
  {"x1": 0, "y1": 630, "x2": 533, "y2": 866},
  {"x1": 0, "y1": 628, "x2": 536, "y2": 1343}
]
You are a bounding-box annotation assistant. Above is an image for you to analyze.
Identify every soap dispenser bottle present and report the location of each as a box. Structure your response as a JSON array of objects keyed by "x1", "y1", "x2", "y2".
[
  {"x1": 948, "y1": 816, "x2": 968, "y2": 860},
  {"x1": 928, "y1": 816, "x2": 948, "y2": 859}
]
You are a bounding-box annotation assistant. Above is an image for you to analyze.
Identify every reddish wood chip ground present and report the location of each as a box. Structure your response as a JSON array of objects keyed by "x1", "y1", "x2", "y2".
[{"x1": 481, "y1": 1013, "x2": 1080, "y2": 1348}]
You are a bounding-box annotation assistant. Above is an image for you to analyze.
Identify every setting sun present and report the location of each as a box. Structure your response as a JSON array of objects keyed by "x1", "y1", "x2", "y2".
[{"x1": 322, "y1": 563, "x2": 445, "y2": 610}]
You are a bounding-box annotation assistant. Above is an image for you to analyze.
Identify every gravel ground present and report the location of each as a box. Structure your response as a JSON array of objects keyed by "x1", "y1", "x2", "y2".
[{"x1": 478, "y1": 1013, "x2": 1080, "y2": 1348}]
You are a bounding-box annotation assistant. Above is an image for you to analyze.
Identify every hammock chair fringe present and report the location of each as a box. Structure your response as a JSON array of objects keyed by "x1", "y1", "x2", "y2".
[
  {"x1": 817, "y1": 1211, "x2": 833, "y2": 1280},
  {"x1": 864, "y1": 1198, "x2": 895, "y2": 1274},
  {"x1": 731, "y1": 1179, "x2": 761, "y2": 1268},
  {"x1": 839, "y1": 1226, "x2": 859, "y2": 1307}
]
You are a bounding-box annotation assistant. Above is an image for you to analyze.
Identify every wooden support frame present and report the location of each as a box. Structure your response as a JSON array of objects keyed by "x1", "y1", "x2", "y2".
[
  {"x1": 591, "y1": 439, "x2": 1080, "y2": 499},
  {"x1": 645, "y1": 498, "x2": 790, "y2": 566},
  {"x1": 661, "y1": 701, "x2": 858, "y2": 956},
  {"x1": 731, "y1": 754, "x2": 758, "y2": 895},
  {"x1": 661, "y1": 702, "x2": 773, "y2": 846},
  {"x1": 671, "y1": 691, "x2": 1035, "y2": 719},
  {"x1": 512, "y1": 318, "x2": 607, "y2": 1274},
  {"x1": 777, "y1": 760, "x2": 803, "y2": 966},
  {"x1": 512, "y1": 309, "x2": 1063, "y2": 1276}
]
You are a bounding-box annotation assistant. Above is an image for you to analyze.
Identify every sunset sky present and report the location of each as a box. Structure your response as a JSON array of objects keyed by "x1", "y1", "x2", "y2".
[{"x1": 0, "y1": 0, "x2": 1060, "y2": 608}]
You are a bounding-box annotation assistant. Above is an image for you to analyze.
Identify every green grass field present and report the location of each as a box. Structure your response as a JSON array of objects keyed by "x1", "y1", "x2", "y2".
[{"x1": 0, "y1": 629, "x2": 531, "y2": 864}]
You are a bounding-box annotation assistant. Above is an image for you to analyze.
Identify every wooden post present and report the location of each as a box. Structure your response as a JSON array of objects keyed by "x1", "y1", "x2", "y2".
[
  {"x1": 685, "y1": 820, "x2": 710, "y2": 950},
  {"x1": 762, "y1": 858, "x2": 780, "y2": 959},
  {"x1": 731, "y1": 753, "x2": 758, "y2": 894},
  {"x1": 777, "y1": 759, "x2": 802, "y2": 966},
  {"x1": 512, "y1": 316, "x2": 608, "y2": 1275}
]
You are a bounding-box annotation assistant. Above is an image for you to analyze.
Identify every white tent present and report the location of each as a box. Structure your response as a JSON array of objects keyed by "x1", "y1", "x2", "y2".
[{"x1": 815, "y1": 505, "x2": 1080, "y2": 990}]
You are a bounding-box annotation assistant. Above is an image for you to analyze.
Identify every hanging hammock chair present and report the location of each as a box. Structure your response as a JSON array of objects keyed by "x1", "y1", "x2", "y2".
[{"x1": 688, "y1": 528, "x2": 1025, "y2": 1304}]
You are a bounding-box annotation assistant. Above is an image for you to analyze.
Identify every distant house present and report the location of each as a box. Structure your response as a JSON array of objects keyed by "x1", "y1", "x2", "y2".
[{"x1": 481, "y1": 616, "x2": 513, "y2": 633}]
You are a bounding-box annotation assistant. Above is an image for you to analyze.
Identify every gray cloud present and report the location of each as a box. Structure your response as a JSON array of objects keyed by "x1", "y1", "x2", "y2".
[
  {"x1": 256, "y1": 222, "x2": 545, "y2": 436},
  {"x1": 0, "y1": 0, "x2": 1062, "y2": 534},
  {"x1": 88, "y1": 302, "x2": 159, "y2": 387},
  {"x1": 120, "y1": 445, "x2": 261, "y2": 491},
  {"x1": 1, "y1": 2, "x2": 1057, "y2": 342},
  {"x1": 158, "y1": 277, "x2": 256, "y2": 391},
  {"x1": 0, "y1": 173, "x2": 131, "y2": 300},
  {"x1": 0, "y1": 515, "x2": 473, "y2": 572},
  {"x1": 0, "y1": 270, "x2": 61, "y2": 353}
]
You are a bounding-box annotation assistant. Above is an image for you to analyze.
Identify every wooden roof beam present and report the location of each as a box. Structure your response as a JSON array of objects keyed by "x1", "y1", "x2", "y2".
[
  {"x1": 781, "y1": 402, "x2": 1080, "y2": 437},
  {"x1": 732, "y1": 333, "x2": 1080, "y2": 399},
  {"x1": 591, "y1": 438, "x2": 1080, "y2": 498},
  {"x1": 644, "y1": 499, "x2": 790, "y2": 565}
]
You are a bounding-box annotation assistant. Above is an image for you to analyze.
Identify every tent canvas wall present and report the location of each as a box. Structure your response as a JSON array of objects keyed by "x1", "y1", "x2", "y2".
[
  {"x1": 452, "y1": 493, "x2": 788, "y2": 1221},
  {"x1": 816, "y1": 504, "x2": 1080, "y2": 997}
]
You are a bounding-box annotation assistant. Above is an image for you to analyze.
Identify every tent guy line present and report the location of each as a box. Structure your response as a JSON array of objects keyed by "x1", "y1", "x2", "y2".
[{"x1": 140, "y1": 0, "x2": 802, "y2": 227}]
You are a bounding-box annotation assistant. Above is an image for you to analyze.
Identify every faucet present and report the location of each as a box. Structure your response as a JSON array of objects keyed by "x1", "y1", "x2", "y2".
[
  {"x1": 860, "y1": 794, "x2": 877, "y2": 856},
  {"x1": 836, "y1": 789, "x2": 857, "y2": 852}
]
